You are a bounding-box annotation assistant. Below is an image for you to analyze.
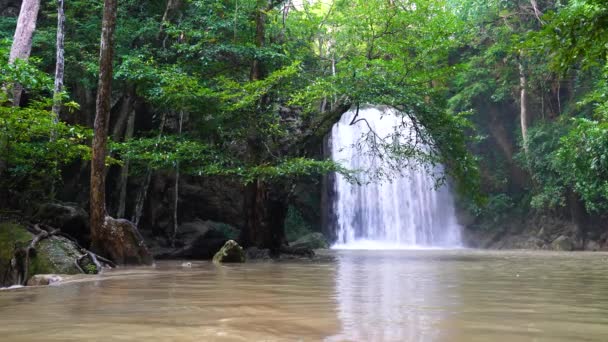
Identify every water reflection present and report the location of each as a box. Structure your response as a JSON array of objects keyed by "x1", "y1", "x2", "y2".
[{"x1": 329, "y1": 250, "x2": 462, "y2": 341}]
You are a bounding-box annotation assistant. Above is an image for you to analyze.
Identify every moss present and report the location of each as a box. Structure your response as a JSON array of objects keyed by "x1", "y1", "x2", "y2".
[
  {"x1": 0, "y1": 223, "x2": 33, "y2": 279},
  {"x1": 30, "y1": 236, "x2": 82, "y2": 275}
]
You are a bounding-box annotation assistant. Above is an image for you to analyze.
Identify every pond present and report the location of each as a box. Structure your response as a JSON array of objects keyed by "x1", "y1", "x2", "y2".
[{"x1": 1, "y1": 249, "x2": 608, "y2": 341}]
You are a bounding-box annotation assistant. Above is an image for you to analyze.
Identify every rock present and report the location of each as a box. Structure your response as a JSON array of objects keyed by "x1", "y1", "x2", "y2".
[
  {"x1": 585, "y1": 240, "x2": 601, "y2": 251},
  {"x1": 290, "y1": 232, "x2": 329, "y2": 250},
  {"x1": 27, "y1": 274, "x2": 65, "y2": 286},
  {"x1": 245, "y1": 247, "x2": 272, "y2": 260},
  {"x1": 34, "y1": 202, "x2": 90, "y2": 247},
  {"x1": 161, "y1": 220, "x2": 239, "y2": 260},
  {"x1": 213, "y1": 240, "x2": 245, "y2": 263},
  {"x1": 92, "y1": 216, "x2": 153, "y2": 265},
  {"x1": 0, "y1": 222, "x2": 99, "y2": 287},
  {"x1": 551, "y1": 235, "x2": 574, "y2": 251}
]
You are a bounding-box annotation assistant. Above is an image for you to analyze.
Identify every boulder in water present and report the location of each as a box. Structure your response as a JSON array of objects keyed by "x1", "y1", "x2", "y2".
[
  {"x1": 551, "y1": 235, "x2": 574, "y2": 251},
  {"x1": 291, "y1": 232, "x2": 329, "y2": 250},
  {"x1": 213, "y1": 240, "x2": 245, "y2": 263},
  {"x1": 91, "y1": 217, "x2": 153, "y2": 265},
  {"x1": 0, "y1": 222, "x2": 100, "y2": 287}
]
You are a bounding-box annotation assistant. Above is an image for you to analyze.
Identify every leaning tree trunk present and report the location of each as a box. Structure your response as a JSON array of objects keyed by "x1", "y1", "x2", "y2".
[
  {"x1": 9, "y1": 0, "x2": 41, "y2": 106},
  {"x1": 90, "y1": 0, "x2": 152, "y2": 265}
]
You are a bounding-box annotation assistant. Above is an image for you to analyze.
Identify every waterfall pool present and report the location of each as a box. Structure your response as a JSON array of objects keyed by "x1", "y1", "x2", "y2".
[{"x1": 1, "y1": 250, "x2": 608, "y2": 341}]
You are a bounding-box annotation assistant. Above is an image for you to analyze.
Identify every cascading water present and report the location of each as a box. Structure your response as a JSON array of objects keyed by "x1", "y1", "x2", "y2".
[{"x1": 330, "y1": 106, "x2": 462, "y2": 249}]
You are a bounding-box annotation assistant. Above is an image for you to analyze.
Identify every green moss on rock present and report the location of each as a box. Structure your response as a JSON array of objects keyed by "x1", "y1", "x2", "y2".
[
  {"x1": 1, "y1": 222, "x2": 94, "y2": 286},
  {"x1": 0, "y1": 223, "x2": 33, "y2": 284},
  {"x1": 30, "y1": 236, "x2": 83, "y2": 275},
  {"x1": 213, "y1": 240, "x2": 245, "y2": 263}
]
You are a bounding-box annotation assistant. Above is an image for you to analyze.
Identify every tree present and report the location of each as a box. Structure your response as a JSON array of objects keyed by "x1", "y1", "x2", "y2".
[
  {"x1": 8, "y1": 0, "x2": 41, "y2": 106},
  {"x1": 90, "y1": 0, "x2": 152, "y2": 265},
  {"x1": 52, "y1": 0, "x2": 66, "y2": 125}
]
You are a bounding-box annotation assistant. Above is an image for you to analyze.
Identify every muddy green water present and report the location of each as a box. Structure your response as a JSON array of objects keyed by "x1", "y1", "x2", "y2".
[{"x1": 1, "y1": 250, "x2": 608, "y2": 341}]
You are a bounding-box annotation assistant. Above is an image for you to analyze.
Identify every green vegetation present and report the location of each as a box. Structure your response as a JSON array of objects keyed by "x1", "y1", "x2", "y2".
[{"x1": 1, "y1": 0, "x2": 607, "y2": 249}]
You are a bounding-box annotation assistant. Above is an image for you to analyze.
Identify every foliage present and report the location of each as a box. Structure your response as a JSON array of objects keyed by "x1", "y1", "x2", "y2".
[
  {"x1": 556, "y1": 116, "x2": 608, "y2": 212},
  {"x1": 516, "y1": 122, "x2": 569, "y2": 210},
  {"x1": 0, "y1": 41, "x2": 90, "y2": 204}
]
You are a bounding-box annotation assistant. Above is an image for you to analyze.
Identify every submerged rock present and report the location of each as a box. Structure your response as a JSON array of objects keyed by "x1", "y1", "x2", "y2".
[
  {"x1": 27, "y1": 274, "x2": 65, "y2": 286},
  {"x1": 290, "y1": 232, "x2": 329, "y2": 250},
  {"x1": 212, "y1": 240, "x2": 245, "y2": 263},
  {"x1": 551, "y1": 235, "x2": 575, "y2": 251}
]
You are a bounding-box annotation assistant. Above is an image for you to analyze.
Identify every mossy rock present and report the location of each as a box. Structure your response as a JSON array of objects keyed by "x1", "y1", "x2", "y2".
[
  {"x1": 212, "y1": 240, "x2": 245, "y2": 263},
  {"x1": 0, "y1": 223, "x2": 33, "y2": 284},
  {"x1": 0, "y1": 222, "x2": 97, "y2": 286},
  {"x1": 29, "y1": 236, "x2": 84, "y2": 275}
]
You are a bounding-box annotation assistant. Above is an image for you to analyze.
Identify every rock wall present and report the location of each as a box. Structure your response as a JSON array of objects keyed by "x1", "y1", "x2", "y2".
[{"x1": 463, "y1": 214, "x2": 608, "y2": 251}]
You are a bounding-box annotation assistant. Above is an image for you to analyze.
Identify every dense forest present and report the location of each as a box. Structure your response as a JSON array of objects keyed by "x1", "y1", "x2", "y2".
[{"x1": 1, "y1": 0, "x2": 607, "y2": 277}]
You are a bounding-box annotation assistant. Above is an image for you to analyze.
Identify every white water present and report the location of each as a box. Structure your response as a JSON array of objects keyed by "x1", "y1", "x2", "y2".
[{"x1": 330, "y1": 106, "x2": 462, "y2": 249}]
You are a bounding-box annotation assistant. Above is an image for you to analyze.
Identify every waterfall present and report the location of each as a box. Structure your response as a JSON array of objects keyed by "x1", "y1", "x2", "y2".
[{"x1": 329, "y1": 106, "x2": 462, "y2": 249}]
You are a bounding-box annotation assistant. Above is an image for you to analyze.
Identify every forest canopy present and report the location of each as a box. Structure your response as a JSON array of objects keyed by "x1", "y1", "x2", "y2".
[{"x1": 1, "y1": 0, "x2": 607, "y2": 248}]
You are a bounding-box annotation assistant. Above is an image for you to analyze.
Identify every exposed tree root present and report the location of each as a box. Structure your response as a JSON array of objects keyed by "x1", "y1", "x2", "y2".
[{"x1": 9, "y1": 223, "x2": 115, "y2": 286}]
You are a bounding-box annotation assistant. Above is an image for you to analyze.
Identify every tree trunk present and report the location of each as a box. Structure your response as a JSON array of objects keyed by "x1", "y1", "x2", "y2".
[
  {"x1": 9, "y1": 0, "x2": 41, "y2": 106},
  {"x1": 250, "y1": 0, "x2": 267, "y2": 81},
  {"x1": 518, "y1": 61, "x2": 529, "y2": 156},
  {"x1": 116, "y1": 109, "x2": 136, "y2": 218},
  {"x1": 159, "y1": 0, "x2": 183, "y2": 47},
  {"x1": 51, "y1": 0, "x2": 65, "y2": 123},
  {"x1": 241, "y1": 0, "x2": 293, "y2": 252},
  {"x1": 90, "y1": 0, "x2": 152, "y2": 265},
  {"x1": 242, "y1": 180, "x2": 288, "y2": 252},
  {"x1": 171, "y1": 111, "x2": 184, "y2": 247},
  {"x1": 132, "y1": 112, "x2": 168, "y2": 227}
]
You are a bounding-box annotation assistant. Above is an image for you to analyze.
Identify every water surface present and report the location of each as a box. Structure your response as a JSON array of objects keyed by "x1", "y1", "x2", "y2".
[{"x1": 1, "y1": 250, "x2": 608, "y2": 341}]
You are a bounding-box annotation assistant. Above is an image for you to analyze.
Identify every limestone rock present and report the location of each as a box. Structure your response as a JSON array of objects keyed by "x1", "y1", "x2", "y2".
[
  {"x1": 551, "y1": 235, "x2": 574, "y2": 251},
  {"x1": 290, "y1": 232, "x2": 329, "y2": 250},
  {"x1": 212, "y1": 240, "x2": 245, "y2": 263}
]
